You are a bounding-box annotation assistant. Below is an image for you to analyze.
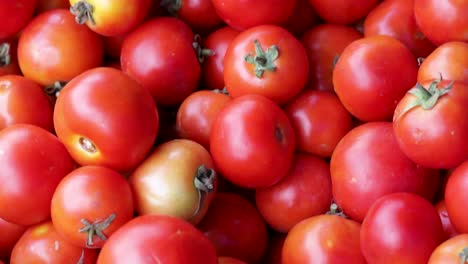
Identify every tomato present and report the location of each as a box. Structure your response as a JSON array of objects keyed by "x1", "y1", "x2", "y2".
[
  {"x1": 197, "y1": 193, "x2": 268, "y2": 264},
  {"x1": 17, "y1": 9, "x2": 103, "y2": 87},
  {"x1": 69, "y1": 0, "x2": 151, "y2": 36},
  {"x1": 0, "y1": 218, "x2": 26, "y2": 260},
  {"x1": 333, "y1": 35, "x2": 418, "y2": 121},
  {"x1": 445, "y1": 161, "x2": 468, "y2": 233},
  {"x1": 0, "y1": 1, "x2": 37, "y2": 39},
  {"x1": 129, "y1": 139, "x2": 217, "y2": 225},
  {"x1": 10, "y1": 221, "x2": 98, "y2": 264},
  {"x1": 0, "y1": 39, "x2": 21, "y2": 77},
  {"x1": 0, "y1": 75, "x2": 53, "y2": 131},
  {"x1": 98, "y1": 214, "x2": 218, "y2": 264},
  {"x1": 417, "y1": 41, "x2": 468, "y2": 84},
  {"x1": 224, "y1": 25, "x2": 308, "y2": 105},
  {"x1": 262, "y1": 233, "x2": 286, "y2": 264},
  {"x1": 393, "y1": 80, "x2": 468, "y2": 169},
  {"x1": 210, "y1": 94, "x2": 295, "y2": 188},
  {"x1": 201, "y1": 26, "x2": 240, "y2": 90},
  {"x1": 435, "y1": 200, "x2": 460, "y2": 240},
  {"x1": 218, "y1": 257, "x2": 247, "y2": 264},
  {"x1": 428, "y1": 234, "x2": 468, "y2": 264},
  {"x1": 330, "y1": 122, "x2": 440, "y2": 222},
  {"x1": 255, "y1": 153, "x2": 333, "y2": 233},
  {"x1": 307, "y1": 0, "x2": 378, "y2": 25},
  {"x1": 283, "y1": 0, "x2": 319, "y2": 38},
  {"x1": 285, "y1": 90, "x2": 354, "y2": 157},
  {"x1": 35, "y1": 0, "x2": 69, "y2": 13},
  {"x1": 414, "y1": 0, "x2": 468, "y2": 45},
  {"x1": 363, "y1": 0, "x2": 435, "y2": 58},
  {"x1": 210, "y1": 0, "x2": 296, "y2": 30},
  {"x1": 283, "y1": 214, "x2": 365, "y2": 263},
  {"x1": 121, "y1": 17, "x2": 201, "y2": 106},
  {"x1": 301, "y1": 23, "x2": 362, "y2": 92},
  {"x1": 53, "y1": 67, "x2": 159, "y2": 172},
  {"x1": 361, "y1": 192, "x2": 444, "y2": 264}
]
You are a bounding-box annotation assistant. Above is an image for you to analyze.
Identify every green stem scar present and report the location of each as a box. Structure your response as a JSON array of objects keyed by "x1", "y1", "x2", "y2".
[
  {"x1": 244, "y1": 39, "x2": 279, "y2": 78},
  {"x1": 191, "y1": 165, "x2": 216, "y2": 220},
  {"x1": 160, "y1": 0, "x2": 182, "y2": 16},
  {"x1": 460, "y1": 247, "x2": 468, "y2": 263},
  {"x1": 70, "y1": 0, "x2": 96, "y2": 25},
  {"x1": 0, "y1": 43, "x2": 11, "y2": 67},
  {"x1": 79, "y1": 213, "x2": 116, "y2": 247}
]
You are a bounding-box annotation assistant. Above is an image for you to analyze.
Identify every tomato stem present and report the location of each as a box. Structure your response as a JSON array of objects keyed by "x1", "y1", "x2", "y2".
[
  {"x1": 70, "y1": 0, "x2": 96, "y2": 25},
  {"x1": 44, "y1": 81, "x2": 67, "y2": 97},
  {"x1": 192, "y1": 165, "x2": 216, "y2": 220},
  {"x1": 192, "y1": 34, "x2": 215, "y2": 64},
  {"x1": 0, "y1": 43, "x2": 11, "y2": 67},
  {"x1": 79, "y1": 213, "x2": 116, "y2": 248},
  {"x1": 326, "y1": 203, "x2": 348, "y2": 219},
  {"x1": 160, "y1": 0, "x2": 182, "y2": 16},
  {"x1": 460, "y1": 247, "x2": 468, "y2": 263},
  {"x1": 213, "y1": 87, "x2": 229, "y2": 95},
  {"x1": 244, "y1": 39, "x2": 279, "y2": 78}
]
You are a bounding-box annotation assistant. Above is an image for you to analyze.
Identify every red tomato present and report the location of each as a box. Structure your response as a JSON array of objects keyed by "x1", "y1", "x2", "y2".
[
  {"x1": 17, "y1": 9, "x2": 103, "y2": 87},
  {"x1": 10, "y1": 221, "x2": 98, "y2": 264},
  {"x1": 414, "y1": 0, "x2": 468, "y2": 45},
  {"x1": 285, "y1": 90, "x2": 354, "y2": 157},
  {"x1": 53, "y1": 67, "x2": 159, "y2": 172},
  {"x1": 69, "y1": 0, "x2": 151, "y2": 36},
  {"x1": 98, "y1": 214, "x2": 218, "y2": 264},
  {"x1": 393, "y1": 80, "x2": 468, "y2": 169},
  {"x1": 428, "y1": 234, "x2": 468, "y2": 264},
  {"x1": 35, "y1": 0, "x2": 69, "y2": 13},
  {"x1": 361, "y1": 192, "x2": 444, "y2": 264},
  {"x1": 301, "y1": 23, "x2": 362, "y2": 92},
  {"x1": 197, "y1": 193, "x2": 268, "y2": 264},
  {"x1": 283, "y1": 214, "x2": 366, "y2": 263},
  {"x1": 0, "y1": 39, "x2": 21, "y2": 77},
  {"x1": 210, "y1": 0, "x2": 296, "y2": 30},
  {"x1": 307, "y1": 0, "x2": 378, "y2": 25},
  {"x1": 210, "y1": 94, "x2": 295, "y2": 188},
  {"x1": 445, "y1": 161, "x2": 468, "y2": 233},
  {"x1": 224, "y1": 25, "x2": 308, "y2": 105},
  {"x1": 364, "y1": 0, "x2": 435, "y2": 58},
  {"x1": 255, "y1": 153, "x2": 333, "y2": 233},
  {"x1": 330, "y1": 122, "x2": 440, "y2": 222},
  {"x1": 435, "y1": 200, "x2": 459, "y2": 240},
  {"x1": 333, "y1": 35, "x2": 418, "y2": 121},
  {"x1": 201, "y1": 26, "x2": 240, "y2": 90},
  {"x1": 262, "y1": 233, "x2": 286, "y2": 264},
  {"x1": 218, "y1": 257, "x2": 247, "y2": 264},
  {"x1": 0, "y1": 124, "x2": 76, "y2": 226},
  {"x1": 0, "y1": 1, "x2": 37, "y2": 39},
  {"x1": 0, "y1": 75, "x2": 53, "y2": 131},
  {"x1": 283, "y1": 0, "x2": 319, "y2": 38},
  {"x1": 121, "y1": 17, "x2": 201, "y2": 106},
  {"x1": 0, "y1": 218, "x2": 26, "y2": 260},
  {"x1": 417, "y1": 41, "x2": 468, "y2": 84}
]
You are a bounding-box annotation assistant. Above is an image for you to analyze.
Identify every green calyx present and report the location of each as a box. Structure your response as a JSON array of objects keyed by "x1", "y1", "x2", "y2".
[
  {"x1": 79, "y1": 213, "x2": 116, "y2": 248},
  {"x1": 0, "y1": 43, "x2": 11, "y2": 67},
  {"x1": 160, "y1": 0, "x2": 182, "y2": 16},
  {"x1": 192, "y1": 34, "x2": 215, "y2": 64},
  {"x1": 44, "y1": 81, "x2": 67, "y2": 97},
  {"x1": 70, "y1": 0, "x2": 96, "y2": 25},
  {"x1": 401, "y1": 78, "x2": 453, "y2": 115},
  {"x1": 244, "y1": 39, "x2": 279, "y2": 78},
  {"x1": 459, "y1": 247, "x2": 468, "y2": 263},
  {"x1": 191, "y1": 165, "x2": 216, "y2": 220},
  {"x1": 326, "y1": 203, "x2": 348, "y2": 219}
]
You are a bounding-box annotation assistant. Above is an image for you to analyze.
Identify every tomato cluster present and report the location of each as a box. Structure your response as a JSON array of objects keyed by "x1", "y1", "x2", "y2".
[{"x1": 0, "y1": 0, "x2": 467, "y2": 263}]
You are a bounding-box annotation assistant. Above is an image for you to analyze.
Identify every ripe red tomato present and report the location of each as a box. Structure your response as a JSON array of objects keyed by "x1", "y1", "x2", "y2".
[
  {"x1": 0, "y1": 40, "x2": 21, "y2": 77},
  {"x1": 435, "y1": 200, "x2": 459, "y2": 240},
  {"x1": 0, "y1": 124, "x2": 75, "y2": 226},
  {"x1": 210, "y1": 0, "x2": 296, "y2": 30},
  {"x1": 97, "y1": 214, "x2": 218, "y2": 264},
  {"x1": 210, "y1": 94, "x2": 295, "y2": 188},
  {"x1": 10, "y1": 221, "x2": 98, "y2": 264},
  {"x1": 197, "y1": 193, "x2": 268, "y2": 264},
  {"x1": 69, "y1": 0, "x2": 151, "y2": 36},
  {"x1": 0, "y1": 218, "x2": 27, "y2": 260},
  {"x1": 121, "y1": 17, "x2": 201, "y2": 106},
  {"x1": 330, "y1": 122, "x2": 440, "y2": 222},
  {"x1": 333, "y1": 35, "x2": 418, "y2": 121},
  {"x1": 445, "y1": 161, "x2": 468, "y2": 233},
  {"x1": 428, "y1": 234, "x2": 468, "y2": 264},
  {"x1": 53, "y1": 67, "x2": 159, "y2": 172},
  {"x1": 393, "y1": 80, "x2": 468, "y2": 169},
  {"x1": 414, "y1": 0, "x2": 468, "y2": 45},
  {"x1": 285, "y1": 90, "x2": 354, "y2": 157},
  {"x1": 35, "y1": 0, "x2": 69, "y2": 13},
  {"x1": 224, "y1": 25, "x2": 308, "y2": 105},
  {"x1": 283, "y1": 214, "x2": 366, "y2": 263},
  {"x1": 0, "y1": 1, "x2": 37, "y2": 39},
  {"x1": 307, "y1": 0, "x2": 378, "y2": 25},
  {"x1": 17, "y1": 9, "x2": 103, "y2": 87},
  {"x1": 361, "y1": 192, "x2": 444, "y2": 264},
  {"x1": 218, "y1": 257, "x2": 247, "y2": 264},
  {"x1": 255, "y1": 153, "x2": 333, "y2": 233},
  {"x1": 176, "y1": 90, "x2": 232, "y2": 149},
  {"x1": 283, "y1": 0, "x2": 319, "y2": 38},
  {"x1": 363, "y1": 0, "x2": 436, "y2": 58},
  {"x1": 301, "y1": 23, "x2": 362, "y2": 92}
]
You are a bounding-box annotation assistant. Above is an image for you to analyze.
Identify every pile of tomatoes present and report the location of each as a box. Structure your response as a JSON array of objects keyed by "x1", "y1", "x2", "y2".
[{"x1": 0, "y1": 0, "x2": 467, "y2": 263}]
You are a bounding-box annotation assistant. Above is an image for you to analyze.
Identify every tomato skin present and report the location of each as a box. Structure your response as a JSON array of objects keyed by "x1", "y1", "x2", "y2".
[
  {"x1": 218, "y1": 257, "x2": 247, "y2": 264},
  {"x1": 210, "y1": 94, "x2": 295, "y2": 188},
  {"x1": 301, "y1": 24, "x2": 362, "y2": 92},
  {"x1": 0, "y1": 1, "x2": 37, "y2": 39},
  {"x1": 361, "y1": 192, "x2": 444, "y2": 264},
  {"x1": 35, "y1": 0, "x2": 69, "y2": 13},
  {"x1": 417, "y1": 41, "x2": 468, "y2": 85},
  {"x1": 428, "y1": 234, "x2": 468, "y2": 264},
  {"x1": 98, "y1": 214, "x2": 218, "y2": 264},
  {"x1": 283, "y1": 214, "x2": 366, "y2": 263},
  {"x1": 414, "y1": 0, "x2": 468, "y2": 45},
  {"x1": 283, "y1": 0, "x2": 319, "y2": 38},
  {"x1": 331, "y1": 122, "x2": 440, "y2": 222},
  {"x1": 393, "y1": 81, "x2": 468, "y2": 169},
  {"x1": 445, "y1": 161, "x2": 468, "y2": 234},
  {"x1": 0, "y1": 218, "x2": 26, "y2": 260},
  {"x1": 307, "y1": 0, "x2": 378, "y2": 25},
  {"x1": 210, "y1": 0, "x2": 296, "y2": 30},
  {"x1": 121, "y1": 17, "x2": 201, "y2": 106},
  {"x1": 0, "y1": 39, "x2": 21, "y2": 77},
  {"x1": 176, "y1": 90, "x2": 232, "y2": 149},
  {"x1": 53, "y1": 67, "x2": 159, "y2": 173},
  {"x1": 435, "y1": 200, "x2": 459, "y2": 240},
  {"x1": 255, "y1": 153, "x2": 333, "y2": 233},
  {"x1": 10, "y1": 221, "x2": 98, "y2": 264},
  {"x1": 197, "y1": 193, "x2": 268, "y2": 264},
  {"x1": 363, "y1": 0, "x2": 435, "y2": 58},
  {"x1": 17, "y1": 9, "x2": 103, "y2": 87},
  {"x1": 224, "y1": 25, "x2": 309, "y2": 105}
]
